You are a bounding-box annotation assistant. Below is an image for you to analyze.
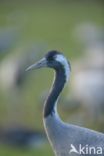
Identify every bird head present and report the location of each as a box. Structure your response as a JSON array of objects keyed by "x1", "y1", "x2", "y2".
[{"x1": 26, "y1": 50, "x2": 71, "y2": 81}]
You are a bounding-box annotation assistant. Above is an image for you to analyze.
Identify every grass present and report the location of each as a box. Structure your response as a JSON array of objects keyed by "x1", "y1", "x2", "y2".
[
  {"x1": 0, "y1": 144, "x2": 53, "y2": 156},
  {"x1": 0, "y1": 0, "x2": 103, "y2": 155}
]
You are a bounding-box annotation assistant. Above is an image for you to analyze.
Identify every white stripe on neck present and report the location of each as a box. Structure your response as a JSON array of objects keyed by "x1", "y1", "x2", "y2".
[{"x1": 55, "y1": 54, "x2": 70, "y2": 82}]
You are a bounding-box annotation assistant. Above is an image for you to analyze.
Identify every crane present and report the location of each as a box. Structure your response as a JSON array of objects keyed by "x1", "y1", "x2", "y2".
[{"x1": 26, "y1": 50, "x2": 104, "y2": 156}]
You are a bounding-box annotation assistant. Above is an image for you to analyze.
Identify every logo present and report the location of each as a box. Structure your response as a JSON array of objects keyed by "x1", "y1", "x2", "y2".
[
  {"x1": 69, "y1": 144, "x2": 103, "y2": 155},
  {"x1": 69, "y1": 144, "x2": 79, "y2": 154}
]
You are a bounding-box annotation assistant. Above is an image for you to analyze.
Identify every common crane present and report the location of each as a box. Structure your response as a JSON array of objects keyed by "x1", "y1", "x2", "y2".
[{"x1": 26, "y1": 50, "x2": 104, "y2": 156}]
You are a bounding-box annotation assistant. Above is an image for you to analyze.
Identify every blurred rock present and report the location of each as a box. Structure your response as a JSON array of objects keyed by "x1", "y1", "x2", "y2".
[
  {"x1": 0, "y1": 127, "x2": 46, "y2": 148},
  {"x1": 70, "y1": 24, "x2": 104, "y2": 129},
  {"x1": 0, "y1": 27, "x2": 19, "y2": 53}
]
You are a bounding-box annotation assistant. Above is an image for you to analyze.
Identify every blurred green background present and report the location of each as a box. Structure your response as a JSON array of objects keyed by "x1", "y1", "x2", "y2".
[{"x1": 0, "y1": 0, "x2": 104, "y2": 156}]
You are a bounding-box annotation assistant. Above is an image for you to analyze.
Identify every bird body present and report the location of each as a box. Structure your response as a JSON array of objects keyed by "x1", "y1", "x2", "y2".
[
  {"x1": 44, "y1": 115, "x2": 104, "y2": 156},
  {"x1": 26, "y1": 50, "x2": 104, "y2": 156}
]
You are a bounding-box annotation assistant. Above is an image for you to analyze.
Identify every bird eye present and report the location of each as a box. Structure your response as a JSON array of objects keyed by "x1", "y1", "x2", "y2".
[
  {"x1": 46, "y1": 54, "x2": 54, "y2": 61},
  {"x1": 48, "y1": 56, "x2": 54, "y2": 61}
]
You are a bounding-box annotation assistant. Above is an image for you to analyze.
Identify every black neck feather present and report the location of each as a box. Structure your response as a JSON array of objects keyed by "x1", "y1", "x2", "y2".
[{"x1": 44, "y1": 66, "x2": 66, "y2": 118}]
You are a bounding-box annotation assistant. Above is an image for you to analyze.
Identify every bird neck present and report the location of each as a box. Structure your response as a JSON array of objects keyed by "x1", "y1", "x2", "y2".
[{"x1": 43, "y1": 67, "x2": 66, "y2": 118}]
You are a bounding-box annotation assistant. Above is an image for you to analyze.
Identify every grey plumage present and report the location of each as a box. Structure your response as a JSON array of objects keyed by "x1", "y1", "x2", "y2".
[
  {"x1": 45, "y1": 115, "x2": 104, "y2": 156},
  {"x1": 26, "y1": 50, "x2": 104, "y2": 156}
]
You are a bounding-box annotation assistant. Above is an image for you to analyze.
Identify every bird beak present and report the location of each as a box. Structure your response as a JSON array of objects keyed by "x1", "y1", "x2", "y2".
[{"x1": 25, "y1": 57, "x2": 47, "y2": 71}]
